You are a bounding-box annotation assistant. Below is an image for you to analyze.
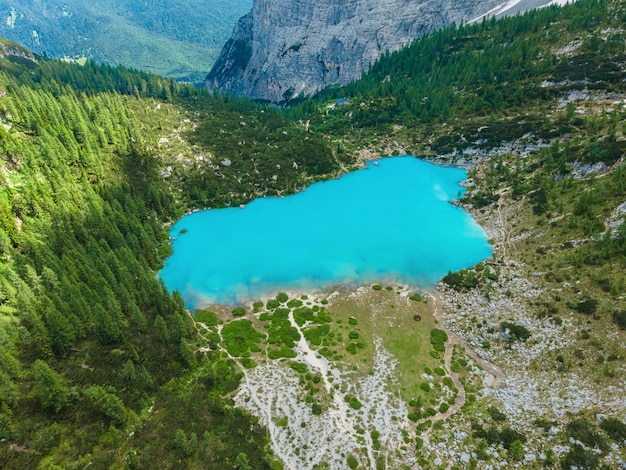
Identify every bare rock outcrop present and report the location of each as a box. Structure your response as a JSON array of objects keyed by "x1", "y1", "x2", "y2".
[{"x1": 207, "y1": 0, "x2": 532, "y2": 102}]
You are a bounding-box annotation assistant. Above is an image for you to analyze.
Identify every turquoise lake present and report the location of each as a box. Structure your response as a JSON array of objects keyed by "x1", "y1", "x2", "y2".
[{"x1": 159, "y1": 156, "x2": 492, "y2": 308}]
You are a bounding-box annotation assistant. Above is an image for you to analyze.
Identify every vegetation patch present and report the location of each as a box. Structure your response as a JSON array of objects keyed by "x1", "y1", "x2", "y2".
[
  {"x1": 221, "y1": 320, "x2": 266, "y2": 357},
  {"x1": 344, "y1": 394, "x2": 363, "y2": 410}
]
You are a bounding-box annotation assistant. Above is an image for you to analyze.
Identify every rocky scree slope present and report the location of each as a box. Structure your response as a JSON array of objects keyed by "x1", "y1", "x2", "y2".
[{"x1": 206, "y1": 0, "x2": 552, "y2": 102}]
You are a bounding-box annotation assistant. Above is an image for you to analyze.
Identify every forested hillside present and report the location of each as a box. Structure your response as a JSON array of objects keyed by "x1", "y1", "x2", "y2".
[
  {"x1": 0, "y1": 39, "x2": 336, "y2": 468},
  {"x1": 0, "y1": 0, "x2": 251, "y2": 83}
]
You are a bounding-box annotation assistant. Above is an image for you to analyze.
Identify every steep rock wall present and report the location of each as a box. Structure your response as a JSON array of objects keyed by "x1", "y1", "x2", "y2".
[{"x1": 206, "y1": 0, "x2": 505, "y2": 102}]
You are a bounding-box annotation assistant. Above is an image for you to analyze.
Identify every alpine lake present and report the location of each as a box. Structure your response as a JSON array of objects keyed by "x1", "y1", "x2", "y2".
[{"x1": 159, "y1": 156, "x2": 492, "y2": 308}]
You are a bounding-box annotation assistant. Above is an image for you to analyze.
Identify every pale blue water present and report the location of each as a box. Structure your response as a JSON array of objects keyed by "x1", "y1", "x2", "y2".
[{"x1": 160, "y1": 157, "x2": 492, "y2": 308}]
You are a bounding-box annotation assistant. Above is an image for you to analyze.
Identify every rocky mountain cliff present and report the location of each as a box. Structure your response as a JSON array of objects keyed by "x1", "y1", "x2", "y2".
[{"x1": 206, "y1": 0, "x2": 549, "y2": 102}]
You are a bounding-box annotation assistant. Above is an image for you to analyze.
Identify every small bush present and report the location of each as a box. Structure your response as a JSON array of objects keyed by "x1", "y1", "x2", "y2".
[
  {"x1": 509, "y1": 440, "x2": 524, "y2": 461},
  {"x1": 488, "y1": 406, "x2": 507, "y2": 422},
  {"x1": 613, "y1": 310, "x2": 626, "y2": 329},
  {"x1": 567, "y1": 419, "x2": 608, "y2": 450},
  {"x1": 420, "y1": 382, "x2": 431, "y2": 393},
  {"x1": 344, "y1": 395, "x2": 362, "y2": 410},
  {"x1": 600, "y1": 418, "x2": 626, "y2": 441},
  {"x1": 276, "y1": 292, "x2": 289, "y2": 303},
  {"x1": 348, "y1": 316, "x2": 358, "y2": 325},
  {"x1": 439, "y1": 402, "x2": 450, "y2": 413},
  {"x1": 348, "y1": 331, "x2": 360, "y2": 340},
  {"x1": 442, "y1": 269, "x2": 479, "y2": 291},
  {"x1": 372, "y1": 284, "x2": 382, "y2": 290},
  {"x1": 346, "y1": 455, "x2": 359, "y2": 469},
  {"x1": 430, "y1": 328, "x2": 448, "y2": 352},
  {"x1": 232, "y1": 307, "x2": 247, "y2": 317},
  {"x1": 287, "y1": 299, "x2": 303, "y2": 308},
  {"x1": 289, "y1": 361, "x2": 308, "y2": 374},
  {"x1": 500, "y1": 321, "x2": 531, "y2": 341},
  {"x1": 561, "y1": 444, "x2": 599, "y2": 469},
  {"x1": 266, "y1": 299, "x2": 280, "y2": 310},
  {"x1": 569, "y1": 298, "x2": 599, "y2": 315}
]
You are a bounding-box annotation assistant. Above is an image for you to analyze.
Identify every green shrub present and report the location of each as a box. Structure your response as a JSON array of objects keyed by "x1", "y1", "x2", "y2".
[
  {"x1": 194, "y1": 309, "x2": 218, "y2": 326},
  {"x1": 346, "y1": 455, "x2": 359, "y2": 469},
  {"x1": 266, "y1": 299, "x2": 280, "y2": 310},
  {"x1": 568, "y1": 298, "x2": 599, "y2": 315},
  {"x1": 289, "y1": 361, "x2": 308, "y2": 374},
  {"x1": 488, "y1": 406, "x2": 507, "y2": 422},
  {"x1": 232, "y1": 307, "x2": 247, "y2": 317},
  {"x1": 287, "y1": 299, "x2": 303, "y2": 308},
  {"x1": 222, "y1": 320, "x2": 265, "y2": 357},
  {"x1": 600, "y1": 418, "x2": 626, "y2": 441},
  {"x1": 348, "y1": 316, "x2": 358, "y2": 325},
  {"x1": 240, "y1": 357, "x2": 257, "y2": 369},
  {"x1": 430, "y1": 328, "x2": 448, "y2": 352},
  {"x1": 420, "y1": 382, "x2": 431, "y2": 393},
  {"x1": 500, "y1": 321, "x2": 531, "y2": 341},
  {"x1": 434, "y1": 367, "x2": 446, "y2": 376},
  {"x1": 344, "y1": 395, "x2": 362, "y2": 410},
  {"x1": 304, "y1": 325, "x2": 330, "y2": 346},
  {"x1": 439, "y1": 402, "x2": 449, "y2": 413},
  {"x1": 509, "y1": 439, "x2": 524, "y2": 461},
  {"x1": 416, "y1": 421, "x2": 431, "y2": 434},
  {"x1": 613, "y1": 310, "x2": 626, "y2": 329},
  {"x1": 348, "y1": 331, "x2": 360, "y2": 340},
  {"x1": 567, "y1": 419, "x2": 608, "y2": 450},
  {"x1": 268, "y1": 346, "x2": 297, "y2": 360},
  {"x1": 442, "y1": 269, "x2": 479, "y2": 291},
  {"x1": 473, "y1": 426, "x2": 526, "y2": 449},
  {"x1": 276, "y1": 292, "x2": 289, "y2": 303},
  {"x1": 561, "y1": 444, "x2": 599, "y2": 469},
  {"x1": 372, "y1": 284, "x2": 382, "y2": 290}
]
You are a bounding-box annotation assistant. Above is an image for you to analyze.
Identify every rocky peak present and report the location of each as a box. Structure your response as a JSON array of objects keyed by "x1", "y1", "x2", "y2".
[{"x1": 207, "y1": 0, "x2": 512, "y2": 102}]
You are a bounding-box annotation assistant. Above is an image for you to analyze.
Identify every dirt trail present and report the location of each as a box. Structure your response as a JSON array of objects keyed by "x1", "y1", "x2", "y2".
[{"x1": 416, "y1": 294, "x2": 505, "y2": 434}]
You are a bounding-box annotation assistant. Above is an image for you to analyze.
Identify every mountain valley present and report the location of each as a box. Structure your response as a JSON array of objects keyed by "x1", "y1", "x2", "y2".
[{"x1": 0, "y1": 0, "x2": 625, "y2": 469}]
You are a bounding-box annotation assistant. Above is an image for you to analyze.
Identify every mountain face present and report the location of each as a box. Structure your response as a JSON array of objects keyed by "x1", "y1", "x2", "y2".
[
  {"x1": 0, "y1": 0, "x2": 251, "y2": 82},
  {"x1": 207, "y1": 0, "x2": 513, "y2": 102}
]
